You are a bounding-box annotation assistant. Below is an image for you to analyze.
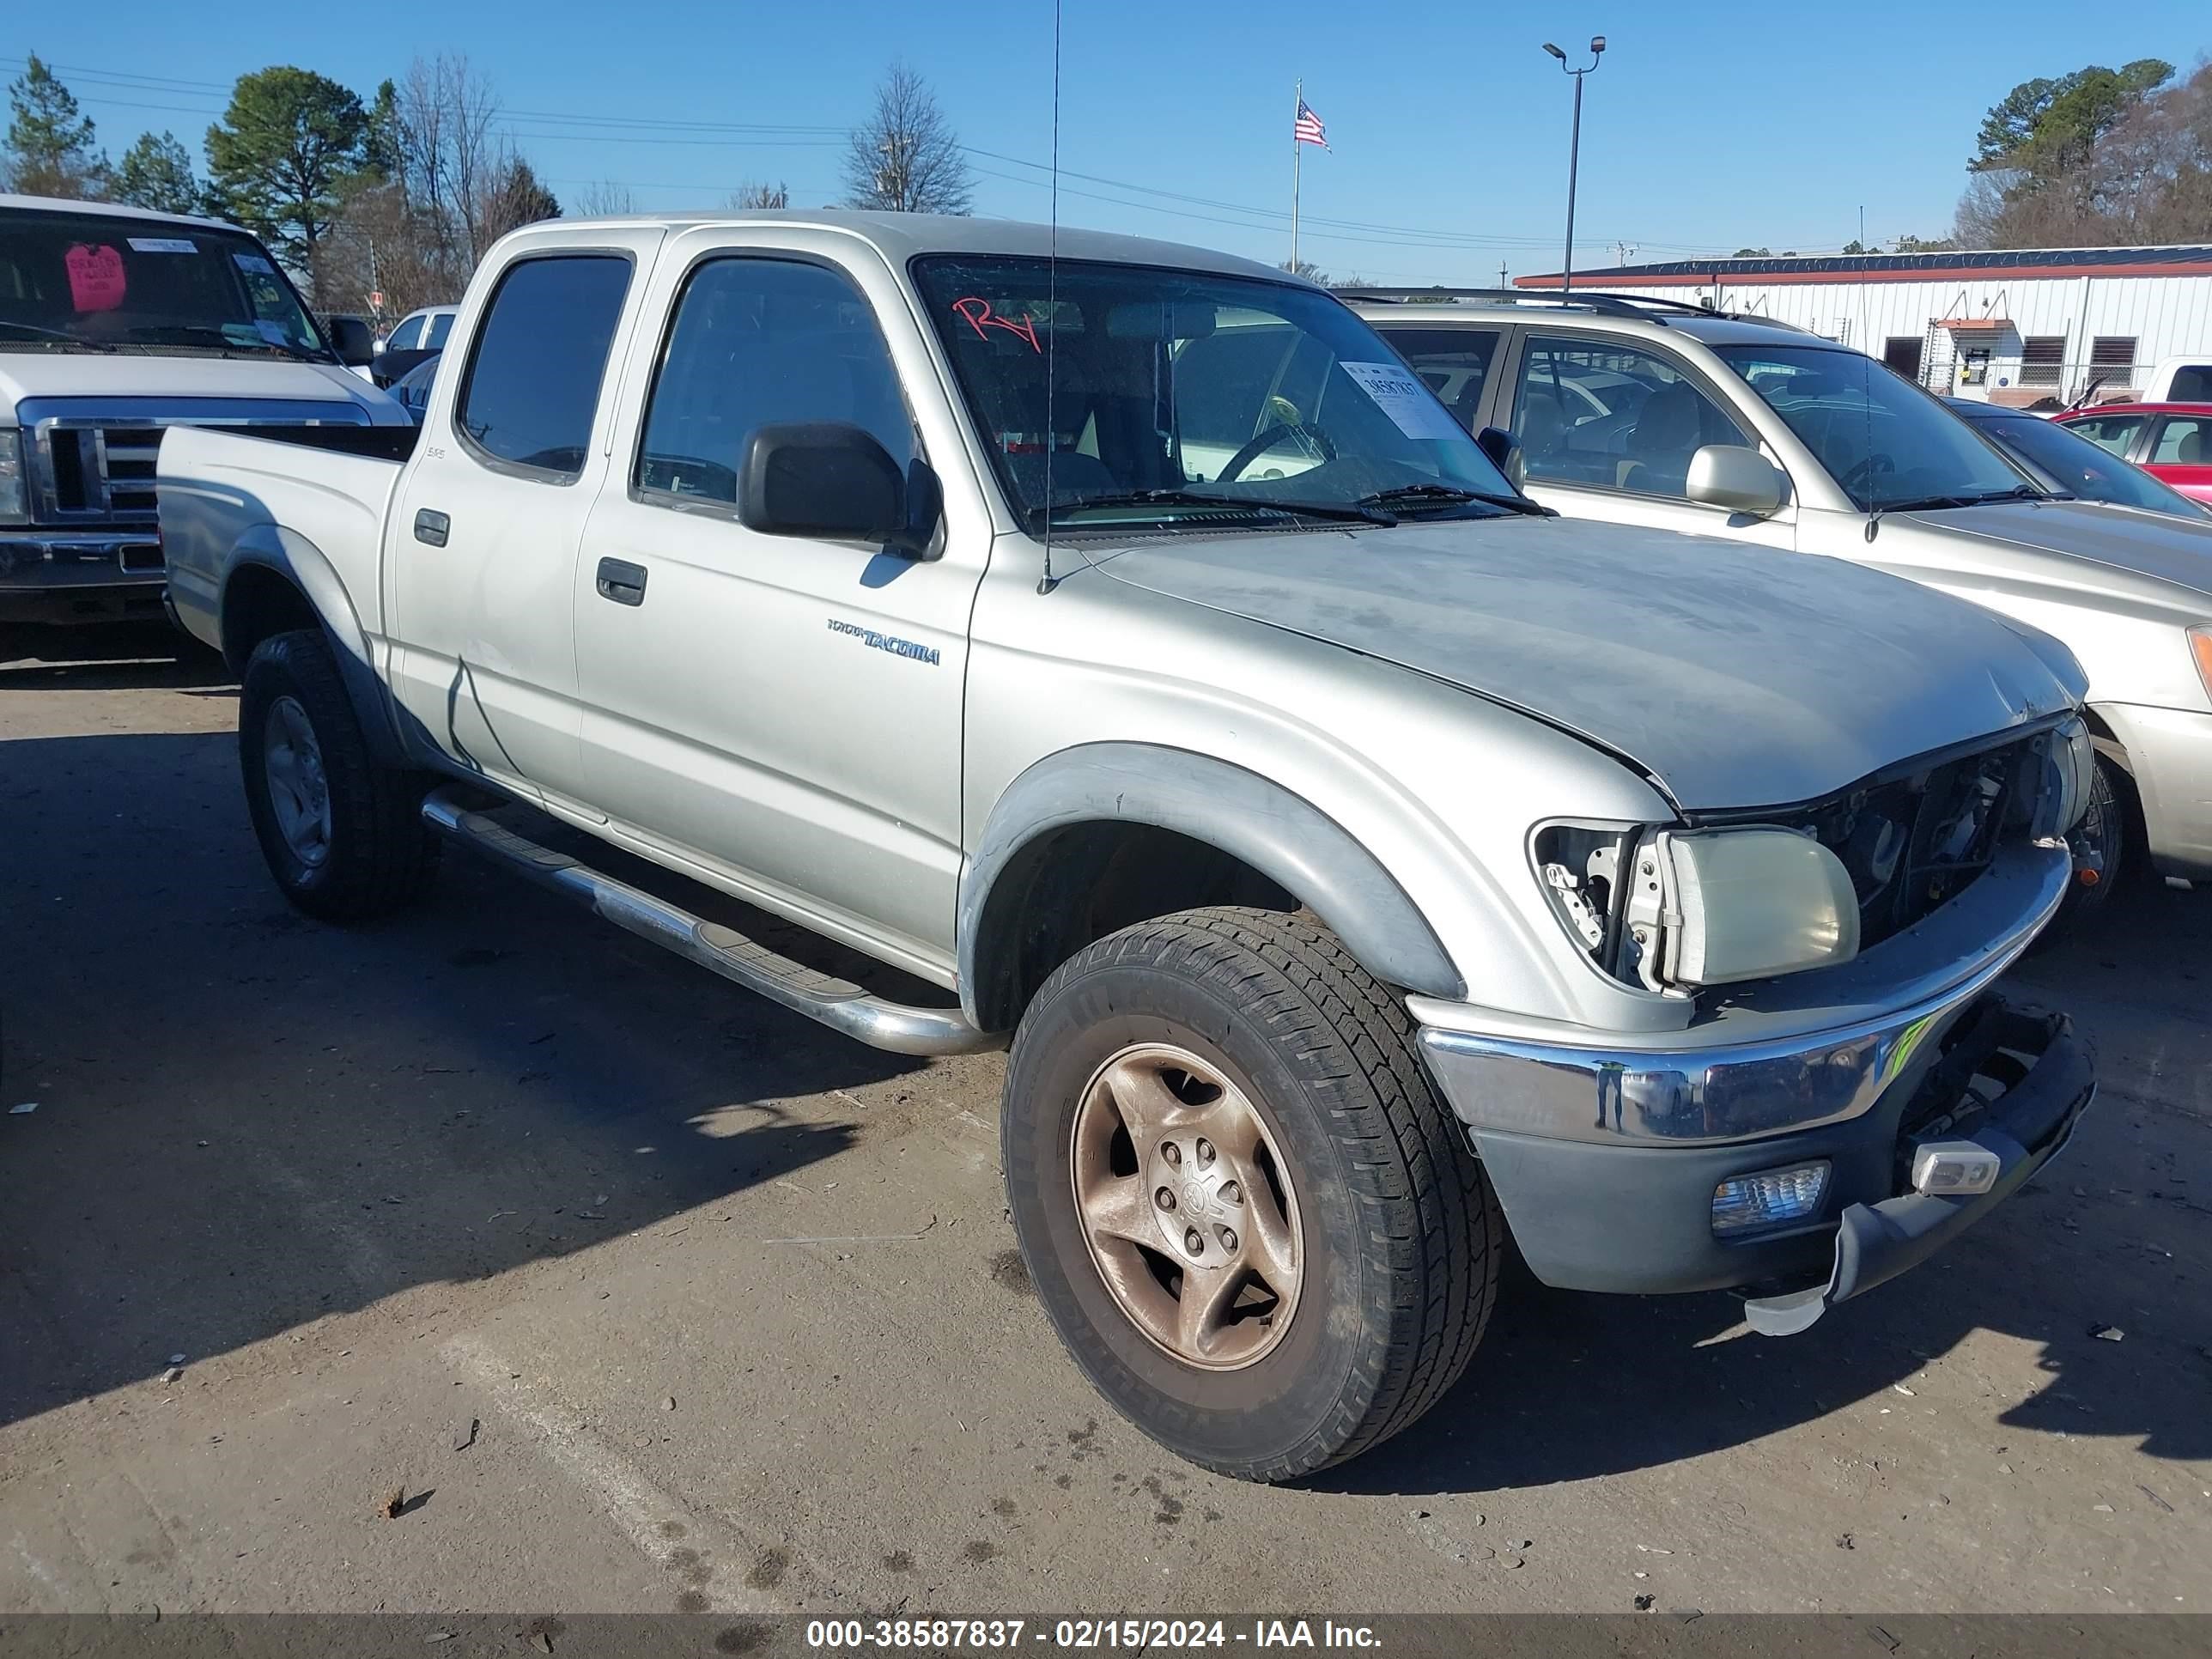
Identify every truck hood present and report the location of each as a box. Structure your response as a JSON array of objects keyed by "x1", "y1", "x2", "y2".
[
  {"x1": 1089, "y1": 515, "x2": 2084, "y2": 811},
  {"x1": 1888, "y1": 497, "x2": 2212, "y2": 616},
  {"x1": 0, "y1": 350, "x2": 394, "y2": 417}
]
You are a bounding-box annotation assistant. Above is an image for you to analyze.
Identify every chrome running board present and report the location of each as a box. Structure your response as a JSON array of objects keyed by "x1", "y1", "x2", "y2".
[{"x1": 421, "y1": 788, "x2": 999, "y2": 1057}]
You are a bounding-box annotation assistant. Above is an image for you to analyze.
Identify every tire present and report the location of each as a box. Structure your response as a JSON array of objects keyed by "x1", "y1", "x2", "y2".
[
  {"x1": 1002, "y1": 906, "x2": 1500, "y2": 1482},
  {"x1": 2035, "y1": 756, "x2": 2130, "y2": 950},
  {"x1": 239, "y1": 629, "x2": 440, "y2": 921}
]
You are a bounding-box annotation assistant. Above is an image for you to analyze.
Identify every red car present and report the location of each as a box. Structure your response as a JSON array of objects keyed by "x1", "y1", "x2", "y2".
[{"x1": 2054, "y1": 402, "x2": 2212, "y2": 507}]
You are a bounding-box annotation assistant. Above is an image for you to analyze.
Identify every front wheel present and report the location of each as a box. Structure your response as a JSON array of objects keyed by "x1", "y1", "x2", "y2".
[
  {"x1": 2037, "y1": 756, "x2": 2132, "y2": 949},
  {"x1": 1002, "y1": 908, "x2": 1500, "y2": 1482}
]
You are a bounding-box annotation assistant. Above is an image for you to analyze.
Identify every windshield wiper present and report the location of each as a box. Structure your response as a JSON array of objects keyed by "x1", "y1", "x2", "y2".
[
  {"x1": 0, "y1": 319, "x2": 116, "y2": 351},
  {"x1": 1046, "y1": 489, "x2": 1396, "y2": 526},
  {"x1": 1879, "y1": 485, "x2": 2047, "y2": 514},
  {"x1": 124, "y1": 324, "x2": 327, "y2": 361},
  {"x1": 1355, "y1": 483, "x2": 1553, "y2": 518},
  {"x1": 1864, "y1": 483, "x2": 2051, "y2": 543}
]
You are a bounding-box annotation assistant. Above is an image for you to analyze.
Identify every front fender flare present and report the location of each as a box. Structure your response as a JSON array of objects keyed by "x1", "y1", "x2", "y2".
[{"x1": 957, "y1": 743, "x2": 1464, "y2": 1030}]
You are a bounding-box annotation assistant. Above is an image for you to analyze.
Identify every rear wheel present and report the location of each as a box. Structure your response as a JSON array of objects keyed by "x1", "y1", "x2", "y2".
[
  {"x1": 1002, "y1": 907, "x2": 1500, "y2": 1481},
  {"x1": 239, "y1": 629, "x2": 440, "y2": 920}
]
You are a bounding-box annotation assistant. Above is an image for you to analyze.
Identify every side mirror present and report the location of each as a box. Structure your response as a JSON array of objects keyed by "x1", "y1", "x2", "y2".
[
  {"x1": 738, "y1": 422, "x2": 942, "y2": 558},
  {"x1": 326, "y1": 315, "x2": 376, "y2": 368},
  {"x1": 1686, "y1": 444, "x2": 1788, "y2": 516},
  {"x1": 1474, "y1": 425, "x2": 1527, "y2": 489}
]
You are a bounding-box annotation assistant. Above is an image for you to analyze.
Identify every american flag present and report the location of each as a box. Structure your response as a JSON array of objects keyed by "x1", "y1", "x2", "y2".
[{"x1": 1293, "y1": 100, "x2": 1328, "y2": 149}]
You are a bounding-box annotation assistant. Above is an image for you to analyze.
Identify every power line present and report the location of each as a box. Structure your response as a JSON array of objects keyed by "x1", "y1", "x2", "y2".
[{"x1": 3, "y1": 53, "x2": 1855, "y2": 260}]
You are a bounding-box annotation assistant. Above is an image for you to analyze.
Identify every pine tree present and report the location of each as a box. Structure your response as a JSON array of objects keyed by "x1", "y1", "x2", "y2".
[{"x1": 3, "y1": 53, "x2": 109, "y2": 198}]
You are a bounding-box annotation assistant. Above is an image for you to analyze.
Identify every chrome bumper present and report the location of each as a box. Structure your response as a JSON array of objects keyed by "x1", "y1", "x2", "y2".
[
  {"x1": 1417, "y1": 839, "x2": 2070, "y2": 1148},
  {"x1": 0, "y1": 530, "x2": 166, "y2": 589}
]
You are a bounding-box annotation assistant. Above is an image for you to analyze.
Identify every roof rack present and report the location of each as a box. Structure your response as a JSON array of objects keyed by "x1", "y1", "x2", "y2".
[
  {"x1": 1335, "y1": 286, "x2": 1814, "y2": 334},
  {"x1": 1334, "y1": 286, "x2": 1680, "y2": 323}
]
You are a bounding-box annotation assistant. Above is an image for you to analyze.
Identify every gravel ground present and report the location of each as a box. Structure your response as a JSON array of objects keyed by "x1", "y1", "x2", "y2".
[{"x1": 2, "y1": 626, "x2": 2207, "y2": 1618}]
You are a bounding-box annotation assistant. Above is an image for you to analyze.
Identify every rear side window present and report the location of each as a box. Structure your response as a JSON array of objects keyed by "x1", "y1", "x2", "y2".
[
  {"x1": 1372, "y1": 326, "x2": 1502, "y2": 433},
  {"x1": 2171, "y1": 365, "x2": 2212, "y2": 402},
  {"x1": 426, "y1": 312, "x2": 455, "y2": 349},
  {"x1": 456, "y1": 255, "x2": 632, "y2": 479}
]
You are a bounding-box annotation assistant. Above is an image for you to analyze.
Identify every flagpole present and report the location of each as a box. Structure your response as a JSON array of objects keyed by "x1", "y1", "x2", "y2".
[{"x1": 1291, "y1": 80, "x2": 1302, "y2": 271}]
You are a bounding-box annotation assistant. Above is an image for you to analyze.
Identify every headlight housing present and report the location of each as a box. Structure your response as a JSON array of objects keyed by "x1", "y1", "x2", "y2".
[
  {"x1": 1628, "y1": 827, "x2": 1860, "y2": 990},
  {"x1": 0, "y1": 429, "x2": 27, "y2": 525}
]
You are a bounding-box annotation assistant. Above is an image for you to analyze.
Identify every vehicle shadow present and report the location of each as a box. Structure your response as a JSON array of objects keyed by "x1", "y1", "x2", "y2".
[
  {"x1": 0, "y1": 728, "x2": 939, "y2": 1430},
  {"x1": 0, "y1": 622, "x2": 233, "y2": 691},
  {"x1": 1315, "y1": 876, "x2": 2212, "y2": 1494}
]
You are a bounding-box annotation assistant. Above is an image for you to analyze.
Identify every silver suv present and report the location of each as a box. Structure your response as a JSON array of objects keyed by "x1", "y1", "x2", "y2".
[{"x1": 1353, "y1": 290, "x2": 2212, "y2": 928}]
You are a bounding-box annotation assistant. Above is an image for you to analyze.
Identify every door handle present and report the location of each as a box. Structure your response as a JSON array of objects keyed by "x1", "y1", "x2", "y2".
[
  {"x1": 413, "y1": 508, "x2": 450, "y2": 547},
  {"x1": 595, "y1": 556, "x2": 648, "y2": 606}
]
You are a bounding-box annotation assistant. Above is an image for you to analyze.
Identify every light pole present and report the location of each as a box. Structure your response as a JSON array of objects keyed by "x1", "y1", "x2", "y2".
[{"x1": 1542, "y1": 36, "x2": 1605, "y2": 296}]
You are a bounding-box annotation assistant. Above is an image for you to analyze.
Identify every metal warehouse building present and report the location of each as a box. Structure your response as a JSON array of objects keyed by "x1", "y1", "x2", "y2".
[{"x1": 1516, "y1": 246, "x2": 2212, "y2": 407}]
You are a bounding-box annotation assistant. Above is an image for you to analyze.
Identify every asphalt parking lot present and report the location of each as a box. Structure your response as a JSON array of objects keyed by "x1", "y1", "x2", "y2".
[{"x1": 3, "y1": 626, "x2": 2208, "y2": 1619}]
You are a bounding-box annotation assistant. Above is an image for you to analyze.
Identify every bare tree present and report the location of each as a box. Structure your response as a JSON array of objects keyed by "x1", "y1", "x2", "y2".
[
  {"x1": 841, "y1": 62, "x2": 973, "y2": 215},
  {"x1": 729, "y1": 179, "x2": 789, "y2": 210},
  {"x1": 398, "y1": 54, "x2": 504, "y2": 263},
  {"x1": 572, "y1": 178, "x2": 636, "y2": 216}
]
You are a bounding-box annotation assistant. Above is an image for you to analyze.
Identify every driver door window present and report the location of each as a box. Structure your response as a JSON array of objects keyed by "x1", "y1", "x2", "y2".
[{"x1": 1511, "y1": 337, "x2": 1748, "y2": 499}]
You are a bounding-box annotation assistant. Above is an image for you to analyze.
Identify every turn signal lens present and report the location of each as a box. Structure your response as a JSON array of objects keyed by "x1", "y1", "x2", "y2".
[
  {"x1": 2190, "y1": 626, "x2": 2212, "y2": 702},
  {"x1": 1711, "y1": 1162, "x2": 1830, "y2": 1237}
]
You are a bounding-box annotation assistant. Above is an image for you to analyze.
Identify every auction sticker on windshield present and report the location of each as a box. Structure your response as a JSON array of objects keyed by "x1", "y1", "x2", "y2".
[
  {"x1": 1339, "y1": 361, "x2": 1464, "y2": 441},
  {"x1": 127, "y1": 237, "x2": 198, "y2": 254}
]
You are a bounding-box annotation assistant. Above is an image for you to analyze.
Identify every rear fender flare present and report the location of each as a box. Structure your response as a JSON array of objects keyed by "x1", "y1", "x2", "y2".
[{"x1": 222, "y1": 526, "x2": 410, "y2": 767}]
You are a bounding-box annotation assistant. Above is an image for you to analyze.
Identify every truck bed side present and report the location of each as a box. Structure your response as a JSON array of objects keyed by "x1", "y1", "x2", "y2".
[{"x1": 158, "y1": 424, "x2": 415, "y2": 665}]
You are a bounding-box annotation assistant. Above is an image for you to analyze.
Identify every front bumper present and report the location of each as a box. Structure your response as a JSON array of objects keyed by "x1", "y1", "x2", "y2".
[
  {"x1": 2093, "y1": 701, "x2": 2212, "y2": 880},
  {"x1": 1416, "y1": 841, "x2": 2094, "y2": 1324},
  {"x1": 0, "y1": 530, "x2": 167, "y2": 625}
]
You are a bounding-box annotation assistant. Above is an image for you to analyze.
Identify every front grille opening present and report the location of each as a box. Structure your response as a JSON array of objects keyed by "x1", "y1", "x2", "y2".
[
  {"x1": 1767, "y1": 734, "x2": 2039, "y2": 950},
  {"x1": 49, "y1": 430, "x2": 89, "y2": 512}
]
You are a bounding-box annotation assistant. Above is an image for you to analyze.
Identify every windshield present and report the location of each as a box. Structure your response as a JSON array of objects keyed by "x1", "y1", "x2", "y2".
[
  {"x1": 911, "y1": 255, "x2": 1517, "y2": 531},
  {"x1": 1714, "y1": 343, "x2": 2033, "y2": 511},
  {"x1": 1979, "y1": 410, "x2": 2203, "y2": 517},
  {"x1": 0, "y1": 207, "x2": 327, "y2": 358}
]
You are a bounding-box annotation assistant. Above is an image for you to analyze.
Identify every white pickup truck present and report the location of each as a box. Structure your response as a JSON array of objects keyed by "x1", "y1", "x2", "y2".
[
  {"x1": 0, "y1": 194, "x2": 402, "y2": 629},
  {"x1": 160, "y1": 211, "x2": 2099, "y2": 1480}
]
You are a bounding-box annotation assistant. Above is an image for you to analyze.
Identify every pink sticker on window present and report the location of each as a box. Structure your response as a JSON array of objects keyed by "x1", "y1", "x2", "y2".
[{"x1": 66, "y1": 243, "x2": 127, "y2": 313}]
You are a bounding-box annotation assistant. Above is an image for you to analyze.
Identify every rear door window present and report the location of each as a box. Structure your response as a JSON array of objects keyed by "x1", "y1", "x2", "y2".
[
  {"x1": 1371, "y1": 326, "x2": 1502, "y2": 433},
  {"x1": 455, "y1": 255, "x2": 632, "y2": 479},
  {"x1": 425, "y1": 312, "x2": 455, "y2": 349}
]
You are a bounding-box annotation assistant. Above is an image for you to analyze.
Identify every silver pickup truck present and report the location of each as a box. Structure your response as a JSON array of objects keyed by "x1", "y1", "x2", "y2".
[{"x1": 159, "y1": 211, "x2": 2098, "y2": 1481}]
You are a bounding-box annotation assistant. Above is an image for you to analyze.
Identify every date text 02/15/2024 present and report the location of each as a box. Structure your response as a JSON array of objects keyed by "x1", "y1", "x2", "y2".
[{"x1": 804, "y1": 1620, "x2": 1381, "y2": 1649}]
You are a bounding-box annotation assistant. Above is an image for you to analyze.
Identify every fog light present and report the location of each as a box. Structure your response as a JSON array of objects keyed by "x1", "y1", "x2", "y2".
[
  {"x1": 1711, "y1": 1161, "x2": 1829, "y2": 1236},
  {"x1": 1911, "y1": 1139, "x2": 2001, "y2": 1196}
]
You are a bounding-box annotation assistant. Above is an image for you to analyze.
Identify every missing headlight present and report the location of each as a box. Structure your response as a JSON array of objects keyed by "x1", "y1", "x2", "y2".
[{"x1": 1533, "y1": 823, "x2": 1635, "y2": 977}]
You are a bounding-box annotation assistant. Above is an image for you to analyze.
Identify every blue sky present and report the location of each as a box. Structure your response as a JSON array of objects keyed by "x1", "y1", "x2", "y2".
[{"x1": 8, "y1": 3, "x2": 2205, "y2": 283}]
